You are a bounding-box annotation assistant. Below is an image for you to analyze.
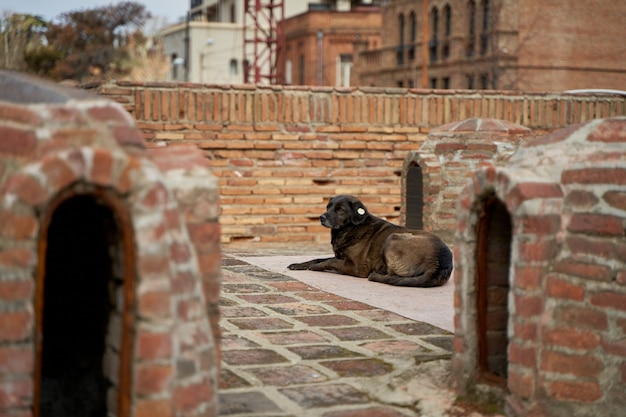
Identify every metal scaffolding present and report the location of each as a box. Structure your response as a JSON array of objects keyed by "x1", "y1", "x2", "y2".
[{"x1": 243, "y1": 0, "x2": 285, "y2": 84}]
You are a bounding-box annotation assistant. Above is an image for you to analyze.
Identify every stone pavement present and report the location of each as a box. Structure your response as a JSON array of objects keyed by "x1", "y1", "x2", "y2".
[{"x1": 218, "y1": 248, "x2": 502, "y2": 417}]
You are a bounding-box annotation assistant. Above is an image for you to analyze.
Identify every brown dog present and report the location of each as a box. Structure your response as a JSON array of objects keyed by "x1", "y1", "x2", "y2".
[{"x1": 288, "y1": 195, "x2": 453, "y2": 287}]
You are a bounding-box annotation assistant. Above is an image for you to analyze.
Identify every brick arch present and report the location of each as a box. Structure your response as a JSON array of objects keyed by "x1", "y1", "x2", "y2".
[
  {"x1": 451, "y1": 165, "x2": 563, "y2": 393},
  {"x1": 1, "y1": 147, "x2": 217, "y2": 417},
  {"x1": 400, "y1": 151, "x2": 442, "y2": 232}
]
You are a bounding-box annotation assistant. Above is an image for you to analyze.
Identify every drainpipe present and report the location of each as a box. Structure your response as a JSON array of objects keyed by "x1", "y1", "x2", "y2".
[
  {"x1": 317, "y1": 30, "x2": 324, "y2": 86},
  {"x1": 421, "y1": 0, "x2": 428, "y2": 87}
]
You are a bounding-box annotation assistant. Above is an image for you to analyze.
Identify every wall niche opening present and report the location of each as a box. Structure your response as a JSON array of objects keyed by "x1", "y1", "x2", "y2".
[
  {"x1": 37, "y1": 192, "x2": 131, "y2": 417},
  {"x1": 405, "y1": 163, "x2": 424, "y2": 230},
  {"x1": 475, "y1": 194, "x2": 511, "y2": 384}
]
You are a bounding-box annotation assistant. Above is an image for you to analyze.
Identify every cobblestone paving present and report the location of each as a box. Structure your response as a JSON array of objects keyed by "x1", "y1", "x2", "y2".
[{"x1": 218, "y1": 255, "x2": 458, "y2": 417}]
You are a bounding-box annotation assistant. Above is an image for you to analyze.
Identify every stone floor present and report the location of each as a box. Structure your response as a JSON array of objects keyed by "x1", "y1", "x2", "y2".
[{"x1": 218, "y1": 248, "x2": 504, "y2": 417}]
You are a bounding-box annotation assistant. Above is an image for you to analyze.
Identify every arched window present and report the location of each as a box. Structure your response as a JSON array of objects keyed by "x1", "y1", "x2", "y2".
[
  {"x1": 429, "y1": 7, "x2": 439, "y2": 61},
  {"x1": 467, "y1": 0, "x2": 476, "y2": 57},
  {"x1": 409, "y1": 11, "x2": 417, "y2": 60},
  {"x1": 443, "y1": 4, "x2": 452, "y2": 59},
  {"x1": 480, "y1": 0, "x2": 490, "y2": 54},
  {"x1": 397, "y1": 13, "x2": 405, "y2": 65},
  {"x1": 229, "y1": 59, "x2": 238, "y2": 76}
]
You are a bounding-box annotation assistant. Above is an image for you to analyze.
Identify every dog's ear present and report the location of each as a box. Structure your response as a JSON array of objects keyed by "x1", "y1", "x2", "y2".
[{"x1": 351, "y1": 203, "x2": 368, "y2": 225}]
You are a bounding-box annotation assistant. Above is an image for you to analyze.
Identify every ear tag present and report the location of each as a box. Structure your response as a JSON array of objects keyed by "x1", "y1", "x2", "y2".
[{"x1": 357, "y1": 208, "x2": 365, "y2": 215}]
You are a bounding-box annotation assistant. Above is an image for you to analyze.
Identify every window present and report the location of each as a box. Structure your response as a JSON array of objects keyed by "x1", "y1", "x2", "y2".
[
  {"x1": 430, "y1": 77, "x2": 437, "y2": 89},
  {"x1": 443, "y1": 77, "x2": 450, "y2": 89},
  {"x1": 285, "y1": 59, "x2": 292, "y2": 85},
  {"x1": 444, "y1": 5, "x2": 452, "y2": 37},
  {"x1": 467, "y1": 74, "x2": 475, "y2": 89},
  {"x1": 397, "y1": 13, "x2": 405, "y2": 65},
  {"x1": 429, "y1": 7, "x2": 439, "y2": 62},
  {"x1": 467, "y1": 0, "x2": 476, "y2": 57},
  {"x1": 337, "y1": 54, "x2": 353, "y2": 87},
  {"x1": 480, "y1": 73, "x2": 489, "y2": 89},
  {"x1": 299, "y1": 54, "x2": 305, "y2": 85},
  {"x1": 480, "y1": 0, "x2": 490, "y2": 55},
  {"x1": 408, "y1": 12, "x2": 417, "y2": 61},
  {"x1": 229, "y1": 59, "x2": 238, "y2": 76}
]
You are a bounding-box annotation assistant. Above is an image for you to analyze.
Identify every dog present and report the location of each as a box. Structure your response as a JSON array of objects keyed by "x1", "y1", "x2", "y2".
[{"x1": 288, "y1": 195, "x2": 453, "y2": 287}]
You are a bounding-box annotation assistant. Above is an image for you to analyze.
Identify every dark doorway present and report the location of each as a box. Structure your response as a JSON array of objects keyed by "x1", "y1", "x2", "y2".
[
  {"x1": 37, "y1": 194, "x2": 124, "y2": 417},
  {"x1": 405, "y1": 164, "x2": 424, "y2": 230},
  {"x1": 476, "y1": 195, "x2": 511, "y2": 383}
]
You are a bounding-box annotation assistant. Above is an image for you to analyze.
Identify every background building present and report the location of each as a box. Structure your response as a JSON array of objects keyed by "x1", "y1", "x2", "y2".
[{"x1": 356, "y1": 0, "x2": 626, "y2": 91}]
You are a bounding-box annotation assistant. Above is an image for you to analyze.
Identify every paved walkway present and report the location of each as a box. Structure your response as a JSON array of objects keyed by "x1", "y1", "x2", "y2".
[{"x1": 219, "y1": 247, "x2": 501, "y2": 417}]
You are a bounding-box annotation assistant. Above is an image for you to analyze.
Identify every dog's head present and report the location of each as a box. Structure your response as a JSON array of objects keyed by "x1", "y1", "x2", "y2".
[{"x1": 320, "y1": 195, "x2": 368, "y2": 229}]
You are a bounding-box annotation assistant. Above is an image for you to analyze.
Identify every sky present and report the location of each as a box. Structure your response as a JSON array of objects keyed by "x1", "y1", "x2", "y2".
[{"x1": 1, "y1": 0, "x2": 188, "y2": 25}]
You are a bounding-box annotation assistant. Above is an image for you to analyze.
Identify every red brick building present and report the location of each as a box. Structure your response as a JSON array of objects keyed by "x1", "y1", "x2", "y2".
[
  {"x1": 280, "y1": 5, "x2": 382, "y2": 87},
  {"x1": 356, "y1": 0, "x2": 626, "y2": 91}
]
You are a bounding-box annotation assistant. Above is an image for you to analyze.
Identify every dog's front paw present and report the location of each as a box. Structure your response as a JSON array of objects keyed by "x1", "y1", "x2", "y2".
[{"x1": 288, "y1": 262, "x2": 308, "y2": 270}]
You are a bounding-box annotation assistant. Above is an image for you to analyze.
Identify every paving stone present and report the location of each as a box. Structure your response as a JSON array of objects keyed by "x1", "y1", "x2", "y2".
[
  {"x1": 358, "y1": 310, "x2": 411, "y2": 322},
  {"x1": 287, "y1": 345, "x2": 364, "y2": 360},
  {"x1": 222, "y1": 283, "x2": 270, "y2": 293},
  {"x1": 320, "y1": 358, "x2": 393, "y2": 377},
  {"x1": 228, "y1": 317, "x2": 294, "y2": 330},
  {"x1": 268, "y1": 281, "x2": 317, "y2": 292},
  {"x1": 324, "y1": 326, "x2": 391, "y2": 341},
  {"x1": 221, "y1": 306, "x2": 268, "y2": 318},
  {"x1": 247, "y1": 364, "x2": 328, "y2": 386},
  {"x1": 219, "y1": 369, "x2": 251, "y2": 389},
  {"x1": 268, "y1": 303, "x2": 330, "y2": 315},
  {"x1": 222, "y1": 349, "x2": 289, "y2": 365},
  {"x1": 279, "y1": 383, "x2": 370, "y2": 409},
  {"x1": 221, "y1": 335, "x2": 260, "y2": 350},
  {"x1": 424, "y1": 335, "x2": 454, "y2": 351},
  {"x1": 326, "y1": 300, "x2": 378, "y2": 310},
  {"x1": 294, "y1": 314, "x2": 359, "y2": 327},
  {"x1": 237, "y1": 294, "x2": 299, "y2": 304},
  {"x1": 359, "y1": 339, "x2": 429, "y2": 356},
  {"x1": 259, "y1": 330, "x2": 329, "y2": 345},
  {"x1": 297, "y1": 291, "x2": 349, "y2": 302},
  {"x1": 387, "y1": 322, "x2": 451, "y2": 336},
  {"x1": 322, "y1": 406, "x2": 414, "y2": 417},
  {"x1": 219, "y1": 391, "x2": 282, "y2": 415},
  {"x1": 219, "y1": 297, "x2": 239, "y2": 307}
]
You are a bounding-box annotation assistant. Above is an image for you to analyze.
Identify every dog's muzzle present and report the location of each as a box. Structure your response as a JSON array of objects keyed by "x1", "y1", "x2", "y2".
[{"x1": 320, "y1": 213, "x2": 332, "y2": 228}]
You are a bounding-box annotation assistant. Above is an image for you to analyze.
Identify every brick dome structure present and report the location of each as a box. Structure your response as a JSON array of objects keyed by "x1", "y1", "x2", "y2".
[
  {"x1": 401, "y1": 118, "x2": 533, "y2": 242},
  {"x1": 451, "y1": 117, "x2": 626, "y2": 416},
  {"x1": 0, "y1": 71, "x2": 220, "y2": 417}
]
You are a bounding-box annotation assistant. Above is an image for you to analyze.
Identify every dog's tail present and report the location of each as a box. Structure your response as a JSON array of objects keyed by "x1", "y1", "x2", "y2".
[{"x1": 369, "y1": 245, "x2": 453, "y2": 287}]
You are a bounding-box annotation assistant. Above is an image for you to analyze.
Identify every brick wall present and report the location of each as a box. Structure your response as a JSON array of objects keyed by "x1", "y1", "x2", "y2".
[{"x1": 96, "y1": 81, "x2": 626, "y2": 245}]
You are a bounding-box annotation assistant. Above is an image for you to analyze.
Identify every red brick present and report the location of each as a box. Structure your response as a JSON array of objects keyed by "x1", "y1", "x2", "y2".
[
  {"x1": 547, "y1": 380, "x2": 602, "y2": 402},
  {"x1": 0, "y1": 127, "x2": 37, "y2": 156},
  {"x1": 514, "y1": 322, "x2": 537, "y2": 341},
  {"x1": 134, "y1": 398, "x2": 173, "y2": 417},
  {"x1": 5, "y1": 174, "x2": 49, "y2": 206},
  {"x1": 520, "y1": 215, "x2": 561, "y2": 234},
  {"x1": 139, "y1": 292, "x2": 172, "y2": 319},
  {"x1": 568, "y1": 213, "x2": 624, "y2": 236},
  {"x1": 0, "y1": 280, "x2": 33, "y2": 302},
  {"x1": 601, "y1": 338, "x2": 626, "y2": 356},
  {"x1": 542, "y1": 327, "x2": 600, "y2": 350},
  {"x1": 565, "y1": 235, "x2": 614, "y2": 259},
  {"x1": 136, "y1": 332, "x2": 173, "y2": 360},
  {"x1": 508, "y1": 370, "x2": 535, "y2": 399},
  {"x1": 135, "y1": 364, "x2": 173, "y2": 395},
  {"x1": 545, "y1": 275, "x2": 585, "y2": 300},
  {"x1": 0, "y1": 346, "x2": 33, "y2": 375},
  {"x1": 0, "y1": 210, "x2": 38, "y2": 240},
  {"x1": 87, "y1": 104, "x2": 129, "y2": 123},
  {"x1": 562, "y1": 168, "x2": 626, "y2": 186},
  {"x1": 553, "y1": 305, "x2": 608, "y2": 330},
  {"x1": 169, "y1": 242, "x2": 191, "y2": 263},
  {"x1": 0, "y1": 249, "x2": 34, "y2": 269},
  {"x1": 40, "y1": 156, "x2": 76, "y2": 190},
  {"x1": 515, "y1": 267, "x2": 543, "y2": 290},
  {"x1": 0, "y1": 103, "x2": 41, "y2": 125},
  {"x1": 590, "y1": 292, "x2": 626, "y2": 311},
  {"x1": 603, "y1": 191, "x2": 626, "y2": 211},
  {"x1": 0, "y1": 378, "x2": 32, "y2": 408},
  {"x1": 506, "y1": 182, "x2": 563, "y2": 209},
  {"x1": 509, "y1": 343, "x2": 536, "y2": 368},
  {"x1": 564, "y1": 190, "x2": 599, "y2": 209},
  {"x1": 541, "y1": 350, "x2": 602, "y2": 377},
  {"x1": 174, "y1": 378, "x2": 213, "y2": 413},
  {"x1": 518, "y1": 240, "x2": 557, "y2": 263},
  {"x1": 114, "y1": 125, "x2": 145, "y2": 148},
  {"x1": 514, "y1": 294, "x2": 544, "y2": 317},
  {"x1": 553, "y1": 259, "x2": 611, "y2": 282},
  {"x1": 90, "y1": 148, "x2": 114, "y2": 184}
]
